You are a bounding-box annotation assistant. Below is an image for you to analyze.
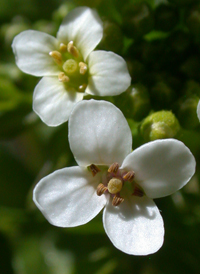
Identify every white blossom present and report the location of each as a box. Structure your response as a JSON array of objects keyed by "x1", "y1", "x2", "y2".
[
  {"x1": 12, "y1": 7, "x2": 131, "y2": 126},
  {"x1": 33, "y1": 100, "x2": 196, "y2": 255}
]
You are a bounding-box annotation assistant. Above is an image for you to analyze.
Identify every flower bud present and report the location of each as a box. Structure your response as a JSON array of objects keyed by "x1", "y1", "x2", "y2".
[
  {"x1": 140, "y1": 111, "x2": 180, "y2": 142},
  {"x1": 122, "y1": 2, "x2": 154, "y2": 39}
]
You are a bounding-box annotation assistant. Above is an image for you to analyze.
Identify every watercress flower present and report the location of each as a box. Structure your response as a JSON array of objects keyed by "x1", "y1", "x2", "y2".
[
  {"x1": 33, "y1": 100, "x2": 195, "y2": 255},
  {"x1": 12, "y1": 7, "x2": 131, "y2": 126}
]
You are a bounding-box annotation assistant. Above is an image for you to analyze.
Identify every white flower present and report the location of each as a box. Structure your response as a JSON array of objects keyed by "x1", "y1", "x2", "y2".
[
  {"x1": 197, "y1": 100, "x2": 200, "y2": 121},
  {"x1": 33, "y1": 100, "x2": 196, "y2": 255},
  {"x1": 12, "y1": 7, "x2": 131, "y2": 126}
]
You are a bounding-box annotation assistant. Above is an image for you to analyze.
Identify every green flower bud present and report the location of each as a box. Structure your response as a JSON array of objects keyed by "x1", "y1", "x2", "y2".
[
  {"x1": 122, "y1": 2, "x2": 154, "y2": 39},
  {"x1": 114, "y1": 84, "x2": 151, "y2": 121},
  {"x1": 98, "y1": 21, "x2": 123, "y2": 54},
  {"x1": 140, "y1": 111, "x2": 180, "y2": 142},
  {"x1": 177, "y1": 95, "x2": 199, "y2": 129},
  {"x1": 155, "y1": 4, "x2": 178, "y2": 32}
]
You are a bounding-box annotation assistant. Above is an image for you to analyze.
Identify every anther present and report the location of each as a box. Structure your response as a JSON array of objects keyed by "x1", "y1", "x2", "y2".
[
  {"x1": 88, "y1": 164, "x2": 100, "y2": 177},
  {"x1": 58, "y1": 72, "x2": 70, "y2": 82},
  {"x1": 132, "y1": 184, "x2": 144, "y2": 197},
  {"x1": 49, "y1": 51, "x2": 62, "y2": 65},
  {"x1": 79, "y1": 62, "x2": 87, "y2": 75},
  {"x1": 108, "y1": 178, "x2": 123, "y2": 194},
  {"x1": 108, "y1": 163, "x2": 119, "y2": 174},
  {"x1": 67, "y1": 41, "x2": 79, "y2": 58},
  {"x1": 123, "y1": 171, "x2": 135, "y2": 182},
  {"x1": 59, "y1": 43, "x2": 68, "y2": 52},
  {"x1": 97, "y1": 183, "x2": 107, "y2": 196},
  {"x1": 112, "y1": 195, "x2": 124, "y2": 206},
  {"x1": 78, "y1": 84, "x2": 87, "y2": 92}
]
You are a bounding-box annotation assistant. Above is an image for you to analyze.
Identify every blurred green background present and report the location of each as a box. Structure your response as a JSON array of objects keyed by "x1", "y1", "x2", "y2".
[{"x1": 1, "y1": 0, "x2": 200, "y2": 273}]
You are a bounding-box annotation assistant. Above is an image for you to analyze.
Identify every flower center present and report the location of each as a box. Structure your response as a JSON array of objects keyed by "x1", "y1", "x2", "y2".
[
  {"x1": 88, "y1": 162, "x2": 144, "y2": 207},
  {"x1": 49, "y1": 41, "x2": 88, "y2": 93}
]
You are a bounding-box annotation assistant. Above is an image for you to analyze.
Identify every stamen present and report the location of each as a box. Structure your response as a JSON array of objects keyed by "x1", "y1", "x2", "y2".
[
  {"x1": 88, "y1": 164, "x2": 101, "y2": 177},
  {"x1": 123, "y1": 171, "x2": 135, "y2": 182},
  {"x1": 78, "y1": 84, "x2": 87, "y2": 92},
  {"x1": 63, "y1": 59, "x2": 78, "y2": 74},
  {"x1": 112, "y1": 194, "x2": 124, "y2": 206},
  {"x1": 58, "y1": 72, "x2": 70, "y2": 82},
  {"x1": 67, "y1": 41, "x2": 79, "y2": 58},
  {"x1": 49, "y1": 51, "x2": 62, "y2": 65},
  {"x1": 108, "y1": 163, "x2": 119, "y2": 174},
  {"x1": 79, "y1": 62, "x2": 87, "y2": 75},
  {"x1": 59, "y1": 43, "x2": 68, "y2": 52},
  {"x1": 132, "y1": 184, "x2": 144, "y2": 197},
  {"x1": 108, "y1": 178, "x2": 123, "y2": 194},
  {"x1": 97, "y1": 183, "x2": 107, "y2": 196}
]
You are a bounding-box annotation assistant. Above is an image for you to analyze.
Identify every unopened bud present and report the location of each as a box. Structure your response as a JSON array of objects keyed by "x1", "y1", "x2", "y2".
[{"x1": 140, "y1": 110, "x2": 180, "y2": 142}]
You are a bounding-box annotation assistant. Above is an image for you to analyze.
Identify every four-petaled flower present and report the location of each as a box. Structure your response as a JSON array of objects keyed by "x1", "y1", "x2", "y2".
[
  {"x1": 33, "y1": 100, "x2": 196, "y2": 255},
  {"x1": 12, "y1": 7, "x2": 131, "y2": 126}
]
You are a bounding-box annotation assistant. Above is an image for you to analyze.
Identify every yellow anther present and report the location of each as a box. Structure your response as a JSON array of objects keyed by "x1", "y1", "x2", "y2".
[
  {"x1": 108, "y1": 163, "x2": 119, "y2": 174},
  {"x1": 78, "y1": 84, "x2": 87, "y2": 93},
  {"x1": 67, "y1": 41, "x2": 79, "y2": 58},
  {"x1": 112, "y1": 195, "x2": 124, "y2": 206},
  {"x1": 79, "y1": 62, "x2": 87, "y2": 75},
  {"x1": 97, "y1": 183, "x2": 108, "y2": 196},
  {"x1": 49, "y1": 51, "x2": 62, "y2": 65},
  {"x1": 123, "y1": 171, "x2": 135, "y2": 182},
  {"x1": 59, "y1": 43, "x2": 68, "y2": 52},
  {"x1": 108, "y1": 178, "x2": 123, "y2": 194},
  {"x1": 63, "y1": 59, "x2": 78, "y2": 74},
  {"x1": 58, "y1": 72, "x2": 70, "y2": 83},
  {"x1": 88, "y1": 164, "x2": 101, "y2": 177}
]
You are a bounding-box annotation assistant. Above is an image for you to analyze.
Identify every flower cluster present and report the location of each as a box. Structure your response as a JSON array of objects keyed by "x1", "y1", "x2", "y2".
[{"x1": 12, "y1": 7, "x2": 196, "y2": 255}]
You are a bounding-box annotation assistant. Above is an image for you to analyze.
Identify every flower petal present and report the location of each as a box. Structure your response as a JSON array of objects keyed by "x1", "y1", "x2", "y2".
[
  {"x1": 197, "y1": 100, "x2": 200, "y2": 121},
  {"x1": 86, "y1": 51, "x2": 131, "y2": 96},
  {"x1": 69, "y1": 100, "x2": 132, "y2": 167},
  {"x1": 33, "y1": 76, "x2": 84, "y2": 126},
  {"x1": 121, "y1": 139, "x2": 196, "y2": 199},
  {"x1": 57, "y1": 7, "x2": 103, "y2": 60},
  {"x1": 103, "y1": 196, "x2": 164, "y2": 255},
  {"x1": 33, "y1": 166, "x2": 107, "y2": 227},
  {"x1": 12, "y1": 30, "x2": 60, "y2": 76}
]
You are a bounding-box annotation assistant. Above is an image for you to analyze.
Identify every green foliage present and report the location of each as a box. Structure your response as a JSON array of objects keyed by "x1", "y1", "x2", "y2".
[{"x1": 1, "y1": 0, "x2": 200, "y2": 273}]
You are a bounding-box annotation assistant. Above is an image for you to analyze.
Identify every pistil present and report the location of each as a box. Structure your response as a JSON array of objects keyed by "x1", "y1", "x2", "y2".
[{"x1": 63, "y1": 59, "x2": 78, "y2": 74}]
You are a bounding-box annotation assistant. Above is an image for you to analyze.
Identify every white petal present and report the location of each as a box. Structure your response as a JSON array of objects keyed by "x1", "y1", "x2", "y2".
[
  {"x1": 33, "y1": 166, "x2": 107, "y2": 227},
  {"x1": 85, "y1": 51, "x2": 131, "y2": 96},
  {"x1": 33, "y1": 76, "x2": 84, "y2": 126},
  {"x1": 197, "y1": 100, "x2": 200, "y2": 121},
  {"x1": 12, "y1": 30, "x2": 60, "y2": 76},
  {"x1": 57, "y1": 7, "x2": 103, "y2": 60},
  {"x1": 103, "y1": 196, "x2": 164, "y2": 255},
  {"x1": 121, "y1": 139, "x2": 196, "y2": 199},
  {"x1": 69, "y1": 100, "x2": 132, "y2": 167}
]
